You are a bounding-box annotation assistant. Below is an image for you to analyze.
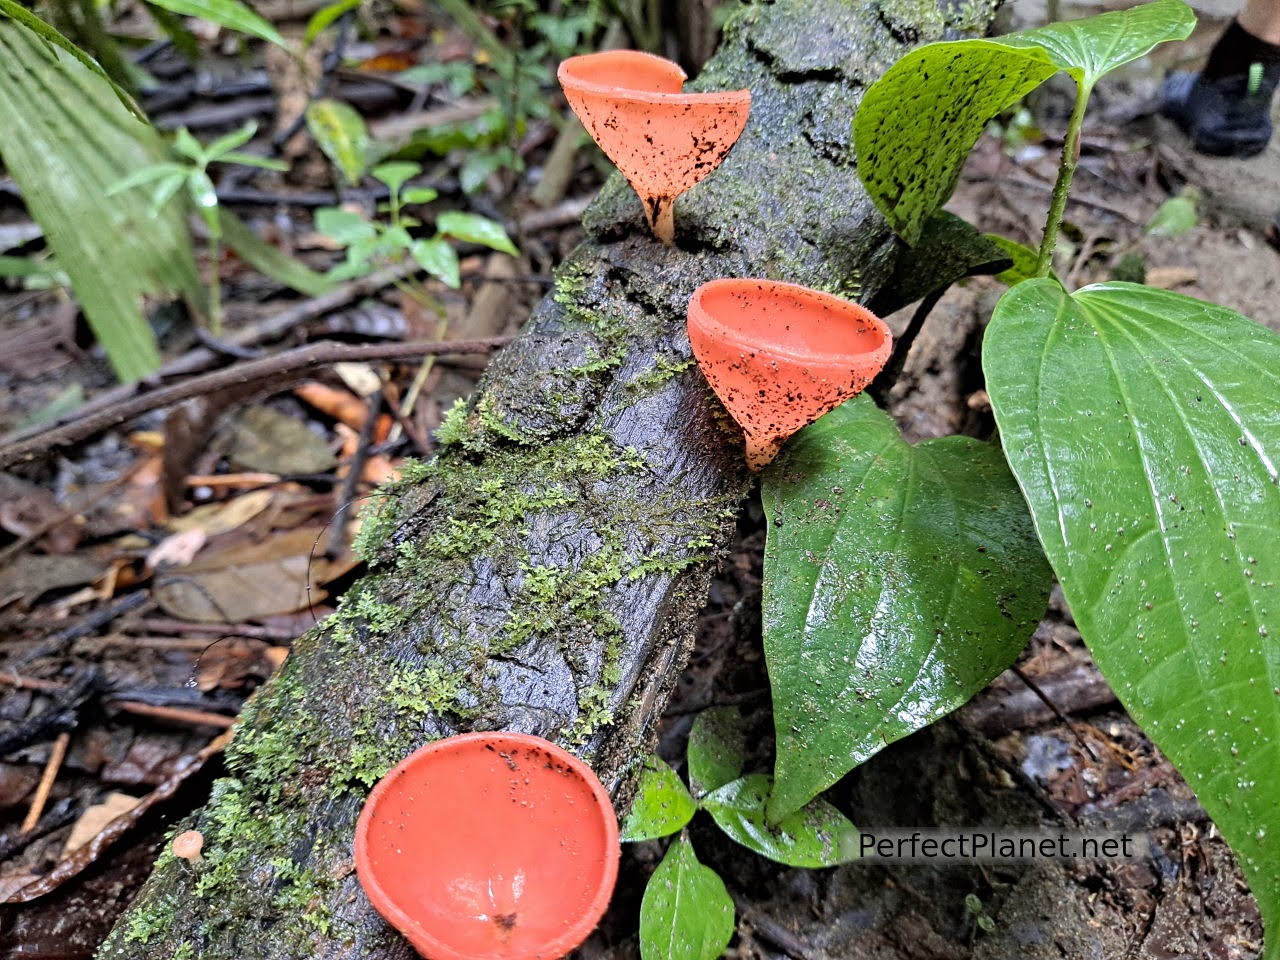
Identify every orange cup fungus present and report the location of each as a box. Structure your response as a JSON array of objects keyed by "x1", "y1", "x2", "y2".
[
  {"x1": 687, "y1": 278, "x2": 893, "y2": 470},
  {"x1": 557, "y1": 50, "x2": 750, "y2": 244},
  {"x1": 355, "y1": 732, "x2": 620, "y2": 960}
]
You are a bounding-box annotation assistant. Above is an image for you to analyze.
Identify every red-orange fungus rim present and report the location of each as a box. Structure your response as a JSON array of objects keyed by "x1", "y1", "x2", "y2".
[
  {"x1": 354, "y1": 732, "x2": 620, "y2": 960},
  {"x1": 686, "y1": 278, "x2": 893, "y2": 470},
  {"x1": 557, "y1": 50, "x2": 750, "y2": 242}
]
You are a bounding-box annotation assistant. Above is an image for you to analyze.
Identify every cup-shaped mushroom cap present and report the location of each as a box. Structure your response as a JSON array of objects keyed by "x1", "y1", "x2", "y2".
[
  {"x1": 355, "y1": 732, "x2": 619, "y2": 960},
  {"x1": 688, "y1": 279, "x2": 893, "y2": 470},
  {"x1": 558, "y1": 50, "x2": 750, "y2": 241}
]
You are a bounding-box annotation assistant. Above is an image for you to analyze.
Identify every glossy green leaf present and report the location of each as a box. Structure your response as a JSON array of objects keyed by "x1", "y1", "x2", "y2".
[
  {"x1": 702, "y1": 774, "x2": 858, "y2": 867},
  {"x1": 854, "y1": 41, "x2": 1056, "y2": 244},
  {"x1": 639, "y1": 837, "x2": 734, "y2": 960},
  {"x1": 304, "y1": 0, "x2": 359, "y2": 45},
  {"x1": 996, "y1": 0, "x2": 1194, "y2": 89},
  {"x1": 306, "y1": 99, "x2": 370, "y2": 185},
  {"x1": 0, "y1": 21, "x2": 203, "y2": 381},
  {"x1": 143, "y1": 0, "x2": 288, "y2": 48},
  {"x1": 0, "y1": 0, "x2": 143, "y2": 119},
  {"x1": 411, "y1": 237, "x2": 460, "y2": 288},
  {"x1": 621, "y1": 756, "x2": 697, "y2": 842},
  {"x1": 983, "y1": 278, "x2": 1280, "y2": 948},
  {"x1": 687, "y1": 707, "x2": 745, "y2": 797},
  {"x1": 401, "y1": 187, "x2": 439, "y2": 205},
  {"x1": 315, "y1": 207, "x2": 376, "y2": 246},
  {"x1": 855, "y1": 0, "x2": 1194, "y2": 245},
  {"x1": 437, "y1": 211, "x2": 518, "y2": 256},
  {"x1": 985, "y1": 233, "x2": 1042, "y2": 286},
  {"x1": 761, "y1": 397, "x2": 1052, "y2": 820}
]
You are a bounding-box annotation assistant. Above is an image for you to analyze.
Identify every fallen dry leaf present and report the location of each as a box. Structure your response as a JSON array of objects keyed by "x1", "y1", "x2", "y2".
[
  {"x1": 62, "y1": 792, "x2": 140, "y2": 855},
  {"x1": 1144, "y1": 265, "x2": 1198, "y2": 289},
  {"x1": 169, "y1": 489, "x2": 273, "y2": 537},
  {"x1": 3, "y1": 730, "x2": 232, "y2": 904},
  {"x1": 153, "y1": 526, "x2": 357, "y2": 623}
]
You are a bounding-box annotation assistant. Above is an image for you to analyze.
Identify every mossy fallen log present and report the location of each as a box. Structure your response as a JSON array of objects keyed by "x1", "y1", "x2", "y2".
[{"x1": 101, "y1": 1, "x2": 998, "y2": 956}]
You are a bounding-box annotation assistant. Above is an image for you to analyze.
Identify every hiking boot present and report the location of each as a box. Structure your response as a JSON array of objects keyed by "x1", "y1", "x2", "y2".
[{"x1": 1161, "y1": 64, "x2": 1280, "y2": 158}]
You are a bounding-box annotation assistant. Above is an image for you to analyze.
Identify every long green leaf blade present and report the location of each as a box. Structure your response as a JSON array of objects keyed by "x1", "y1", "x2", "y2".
[
  {"x1": 143, "y1": 0, "x2": 287, "y2": 48},
  {"x1": 983, "y1": 278, "x2": 1280, "y2": 950},
  {"x1": 639, "y1": 837, "x2": 734, "y2": 960},
  {"x1": 0, "y1": 0, "x2": 143, "y2": 118},
  {"x1": 762, "y1": 397, "x2": 1051, "y2": 820},
  {"x1": 0, "y1": 21, "x2": 204, "y2": 381},
  {"x1": 221, "y1": 210, "x2": 334, "y2": 297}
]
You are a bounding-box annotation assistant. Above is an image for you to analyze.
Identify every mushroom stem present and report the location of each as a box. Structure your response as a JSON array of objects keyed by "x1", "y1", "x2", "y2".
[
  {"x1": 745, "y1": 435, "x2": 784, "y2": 472},
  {"x1": 648, "y1": 198, "x2": 675, "y2": 244}
]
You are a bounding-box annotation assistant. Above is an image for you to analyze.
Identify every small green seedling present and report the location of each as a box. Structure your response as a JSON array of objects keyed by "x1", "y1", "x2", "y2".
[
  {"x1": 315, "y1": 161, "x2": 518, "y2": 291},
  {"x1": 622, "y1": 708, "x2": 859, "y2": 960},
  {"x1": 964, "y1": 893, "x2": 997, "y2": 935},
  {"x1": 109, "y1": 122, "x2": 287, "y2": 333}
]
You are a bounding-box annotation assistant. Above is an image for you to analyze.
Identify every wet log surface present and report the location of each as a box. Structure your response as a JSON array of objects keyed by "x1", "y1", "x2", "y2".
[{"x1": 101, "y1": 1, "x2": 1002, "y2": 956}]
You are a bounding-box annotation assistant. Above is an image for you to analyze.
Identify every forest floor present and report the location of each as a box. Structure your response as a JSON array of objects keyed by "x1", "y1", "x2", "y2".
[{"x1": 0, "y1": 3, "x2": 1277, "y2": 958}]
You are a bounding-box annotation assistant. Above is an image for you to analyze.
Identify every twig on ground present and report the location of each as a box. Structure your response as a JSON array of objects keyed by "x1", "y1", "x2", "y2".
[
  {"x1": 21, "y1": 731, "x2": 71, "y2": 832},
  {"x1": 111, "y1": 701, "x2": 236, "y2": 730},
  {"x1": 326, "y1": 388, "x2": 381, "y2": 559},
  {"x1": 14, "y1": 593, "x2": 152, "y2": 669},
  {"x1": 0, "y1": 337, "x2": 510, "y2": 469},
  {"x1": 0, "y1": 262, "x2": 424, "y2": 453}
]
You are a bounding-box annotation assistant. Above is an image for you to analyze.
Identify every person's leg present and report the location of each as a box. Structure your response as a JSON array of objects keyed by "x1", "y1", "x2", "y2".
[{"x1": 1162, "y1": 0, "x2": 1280, "y2": 158}]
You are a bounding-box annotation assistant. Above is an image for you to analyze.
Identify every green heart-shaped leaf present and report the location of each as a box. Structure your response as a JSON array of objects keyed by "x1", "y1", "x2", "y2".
[
  {"x1": 855, "y1": 0, "x2": 1194, "y2": 245},
  {"x1": 702, "y1": 774, "x2": 858, "y2": 867},
  {"x1": 997, "y1": 0, "x2": 1195, "y2": 89},
  {"x1": 639, "y1": 837, "x2": 734, "y2": 960},
  {"x1": 984, "y1": 278, "x2": 1280, "y2": 946},
  {"x1": 621, "y1": 755, "x2": 697, "y2": 842},
  {"x1": 855, "y1": 40, "x2": 1055, "y2": 245},
  {"x1": 762, "y1": 397, "x2": 1051, "y2": 820}
]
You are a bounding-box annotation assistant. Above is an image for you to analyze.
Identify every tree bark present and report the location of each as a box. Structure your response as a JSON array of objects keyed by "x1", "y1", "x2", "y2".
[{"x1": 102, "y1": 1, "x2": 998, "y2": 956}]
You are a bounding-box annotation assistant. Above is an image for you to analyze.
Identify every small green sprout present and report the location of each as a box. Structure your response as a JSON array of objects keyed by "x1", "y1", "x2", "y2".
[{"x1": 109, "y1": 122, "x2": 287, "y2": 333}]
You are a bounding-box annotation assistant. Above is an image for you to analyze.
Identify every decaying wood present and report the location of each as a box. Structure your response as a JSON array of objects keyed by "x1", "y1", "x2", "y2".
[{"x1": 101, "y1": 1, "x2": 999, "y2": 956}]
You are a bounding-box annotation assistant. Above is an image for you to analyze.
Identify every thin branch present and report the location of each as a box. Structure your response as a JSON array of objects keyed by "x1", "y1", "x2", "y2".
[{"x1": 0, "y1": 337, "x2": 510, "y2": 469}]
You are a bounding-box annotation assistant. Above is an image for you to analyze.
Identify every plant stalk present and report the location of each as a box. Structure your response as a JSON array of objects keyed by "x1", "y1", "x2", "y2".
[{"x1": 1035, "y1": 79, "x2": 1091, "y2": 279}]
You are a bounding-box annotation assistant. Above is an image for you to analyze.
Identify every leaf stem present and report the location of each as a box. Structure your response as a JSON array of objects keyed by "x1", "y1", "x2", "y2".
[{"x1": 1035, "y1": 79, "x2": 1092, "y2": 279}]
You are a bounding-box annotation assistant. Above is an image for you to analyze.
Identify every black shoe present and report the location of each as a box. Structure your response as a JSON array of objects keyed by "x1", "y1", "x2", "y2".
[{"x1": 1161, "y1": 66, "x2": 1280, "y2": 158}]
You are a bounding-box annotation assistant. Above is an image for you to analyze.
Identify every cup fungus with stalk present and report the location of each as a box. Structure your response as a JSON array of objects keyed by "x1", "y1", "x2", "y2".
[
  {"x1": 558, "y1": 50, "x2": 750, "y2": 244},
  {"x1": 687, "y1": 278, "x2": 893, "y2": 469},
  {"x1": 355, "y1": 732, "x2": 619, "y2": 960}
]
